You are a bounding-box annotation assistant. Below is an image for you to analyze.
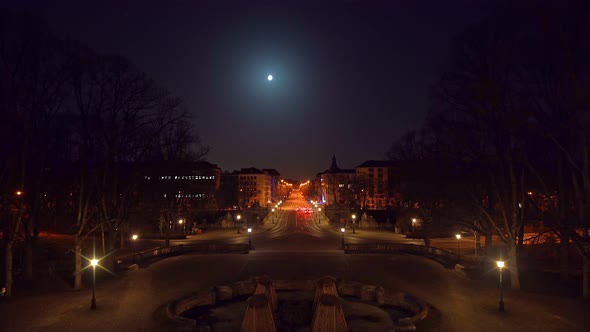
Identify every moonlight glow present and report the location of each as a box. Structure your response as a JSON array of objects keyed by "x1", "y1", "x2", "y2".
[{"x1": 267, "y1": 74, "x2": 273, "y2": 81}]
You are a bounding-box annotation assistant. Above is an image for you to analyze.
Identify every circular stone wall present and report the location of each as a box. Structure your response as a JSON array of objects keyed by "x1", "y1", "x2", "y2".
[{"x1": 166, "y1": 276, "x2": 428, "y2": 331}]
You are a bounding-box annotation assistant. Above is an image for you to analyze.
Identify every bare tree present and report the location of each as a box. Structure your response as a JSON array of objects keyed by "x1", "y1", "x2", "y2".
[
  {"x1": 64, "y1": 44, "x2": 208, "y2": 286},
  {"x1": 426, "y1": 5, "x2": 530, "y2": 289},
  {"x1": 64, "y1": 40, "x2": 104, "y2": 290},
  {"x1": 0, "y1": 11, "x2": 69, "y2": 297},
  {"x1": 516, "y1": 2, "x2": 590, "y2": 297}
]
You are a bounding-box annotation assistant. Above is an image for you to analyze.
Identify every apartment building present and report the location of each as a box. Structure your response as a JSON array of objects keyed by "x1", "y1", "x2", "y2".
[
  {"x1": 318, "y1": 155, "x2": 356, "y2": 206},
  {"x1": 355, "y1": 160, "x2": 397, "y2": 209},
  {"x1": 238, "y1": 168, "x2": 272, "y2": 207}
]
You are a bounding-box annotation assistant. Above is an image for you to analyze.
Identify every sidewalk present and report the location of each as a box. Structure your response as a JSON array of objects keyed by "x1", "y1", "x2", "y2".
[
  {"x1": 320, "y1": 219, "x2": 495, "y2": 257},
  {"x1": 184, "y1": 222, "x2": 276, "y2": 242},
  {"x1": 115, "y1": 222, "x2": 276, "y2": 259}
]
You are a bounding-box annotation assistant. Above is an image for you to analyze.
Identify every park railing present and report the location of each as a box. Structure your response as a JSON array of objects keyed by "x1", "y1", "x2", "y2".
[
  {"x1": 115, "y1": 243, "x2": 250, "y2": 269},
  {"x1": 343, "y1": 243, "x2": 460, "y2": 268}
]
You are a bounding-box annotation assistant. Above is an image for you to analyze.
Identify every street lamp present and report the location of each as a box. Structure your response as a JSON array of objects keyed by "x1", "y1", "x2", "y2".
[
  {"x1": 497, "y1": 260, "x2": 505, "y2": 312},
  {"x1": 178, "y1": 219, "x2": 184, "y2": 234},
  {"x1": 341, "y1": 227, "x2": 345, "y2": 249},
  {"x1": 247, "y1": 227, "x2": 252, "y2": 249},
  {"x1": 352, "y1": 214, "x2": 356, "y2": 234},
  {"x1": 131, "y1": 234, "x2": 138, "y2": 248},
  {"x1": 236, "y1": 214, "x2": 241, "y2": 234},
  {"x1": 318, "y1": 207, "x2": 322, "y2": 224},
  {"x1": 271, "y1": 208, "x2": 275, "y2": 224},
  {"x1": 90, "y1": 258, "x2": 99, "y2": 309},
  {"x1": 455, "y1": 233, "x2": 461, "y2": 260},
  {"x1": 411, "y1": 218, "x2": 416, "y2": 232}
]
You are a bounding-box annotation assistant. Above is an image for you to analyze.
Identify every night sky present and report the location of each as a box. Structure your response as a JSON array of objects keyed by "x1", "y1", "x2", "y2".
[{"x1": 7, "y1": 1, "x2": 492, "y2": 180}]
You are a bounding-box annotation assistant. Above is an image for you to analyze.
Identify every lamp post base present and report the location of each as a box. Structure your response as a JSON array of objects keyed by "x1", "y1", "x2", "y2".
[
  {"x1": 499, "y1": 299, "x2": 504, "y2": 312},
  {"x1": 91, "y1": 298, "x2": 96, "y2": 310}
]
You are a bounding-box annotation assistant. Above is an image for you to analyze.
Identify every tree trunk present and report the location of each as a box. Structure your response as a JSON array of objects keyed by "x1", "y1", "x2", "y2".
[
  {"x1": 584, "y1": 257, "x2": 589, "y2": 300},
  {"x1": 4, "y1": 239, "x2": 14, "y2": 298},
  {"x1": 74, "y1": 235, "x2": 82, "y2": 290},
  {"x1": 120, "y1": 224, "x2": 126, "y2": 249},
  {"x1": 508, "y1": 245, "x2": 521, "y2": 290},
  {"x1": 485, "y1": 232, "x2": 493, "y2": 256},
  {"x1": 24, "y1": 234, "x2": 33, "y2": 281},
  {"x1": 106, "y1": 229, "x2": 117, "y2": 272},
  {"x1": 474, "y1": 231, "x2": 480, "y2": 257},
  {"x1": 559, "y1": 231, "x2": 569, "y2": 282},
  {"x1": 101, "y1": 224, "x2": 106, "y2": 257},
  {"x1": 517, "y1": 221, "x2": 525, "y2": 253},
  {"x1": 423, "y1": 234, "x2": 431, "y2": 249}
]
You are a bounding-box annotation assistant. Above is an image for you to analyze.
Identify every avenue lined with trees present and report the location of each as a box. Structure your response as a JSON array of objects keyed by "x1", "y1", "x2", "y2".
[{"x1": 1, "y1": 2, "x2": 590, "y2": 321}]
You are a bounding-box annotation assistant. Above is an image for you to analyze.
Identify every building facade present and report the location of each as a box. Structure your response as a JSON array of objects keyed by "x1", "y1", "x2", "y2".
[
  {"x1": 314, "y1": 157, "x2": 400, "y2": 210},
  {"x1": 238, "y1": 168, "x2": 272, "y2": 207},
  {"x1": 219, "y1": 171, "x2": 239, "y2": 209},
  {"x1": 263, "y1": 169, "x2": 281, "y2": 203},
  {"x1": 355, "y1": 160, "x2": 397, "y2": 209},
  {"x1": 142, "y1": 161, "x2": 222, "y2": 210},
  {"x1": 318, "y1": 155, "x2": 356, "y2": 206}
]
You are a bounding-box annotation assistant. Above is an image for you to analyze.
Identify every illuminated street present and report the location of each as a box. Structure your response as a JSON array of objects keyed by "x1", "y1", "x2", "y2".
[{"x1": 0, "y1": 191, "x2": 589, "y2": 331}]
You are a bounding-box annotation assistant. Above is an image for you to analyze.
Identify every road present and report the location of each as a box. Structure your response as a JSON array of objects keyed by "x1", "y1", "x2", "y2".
[{"x1": 1, "y1": 190, "x2": 589, "y2": 331}]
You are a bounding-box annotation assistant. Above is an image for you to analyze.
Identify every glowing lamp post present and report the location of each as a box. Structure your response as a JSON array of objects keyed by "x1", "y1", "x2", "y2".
[
  {"x1": 352, "y1": 214, "x2": 356, "y2": 234},
  {"x1": 247, "y1": 228, "x2": 252, "y2": 249},
  {"x1": 271, "y1": 208, "x2": 275, "y2": 224},
  {"x1": 178, "y1": 219, "x2": 185, "y2": 234},
  {"x1": 90, "y1": 258, "x2": 99, "y2": 309},
  {"x1": 236, "y1": 214, "x2": 241, "y2": 234},
  {"x1": 341, "y1": 227, "x2": 346, "y2": 249},
  {"x1": 411, "y1": 218, "x2": 416, "y2": 232},
  {"x1": 497, "y1": 260, "x2": 505, "y2": 312},
  {"x1": 318, "y1": 207, "x2": 322, "y2": 224},
  {"x1": 455, "y1": 234, "x2": 461, "y2": 260},
  {"x1": 132, "y1": 234, "x2": 138, "y2": 248}
]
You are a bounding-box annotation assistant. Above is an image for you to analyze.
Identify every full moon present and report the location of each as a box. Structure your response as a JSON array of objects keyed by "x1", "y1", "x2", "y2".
[{"x1": 267, "y1": 74, "x2": 273, "y2": 81}]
